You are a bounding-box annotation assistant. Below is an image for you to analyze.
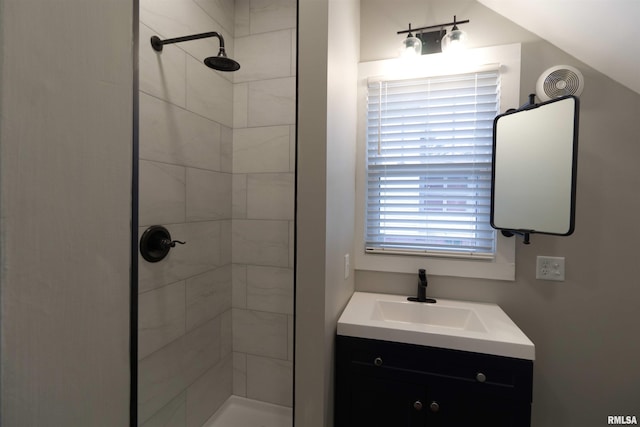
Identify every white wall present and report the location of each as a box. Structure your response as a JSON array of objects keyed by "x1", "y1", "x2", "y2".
[
  {"x1": 0, "y1": 0, "x2": 133, "y2": 425},
  {"x1": 296, "y1": 0, "x2": 330, "y2": 422},
  {"x1": 296, "y1": 0, "x2": 359, "y2": 425},
  {"x1": 356, "y1": 1, "x2": 640, "y2": 426},
  {"x1": 323, "y1": 0, "x2": 360, "y2": 422}
]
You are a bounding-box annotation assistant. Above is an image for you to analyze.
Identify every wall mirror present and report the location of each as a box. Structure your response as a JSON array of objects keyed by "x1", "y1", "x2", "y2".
[{"x1": 491, "y1": 95, "x2": 579, "y2": 241}]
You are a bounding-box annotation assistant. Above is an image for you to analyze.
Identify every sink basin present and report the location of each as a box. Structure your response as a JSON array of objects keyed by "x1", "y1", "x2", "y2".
[
  {"x1": 373, "y1": 300, "x2": 487, "y2": 332},
  {"x1": 338, "y1": 292, "x2": 534, "y2": 360}
]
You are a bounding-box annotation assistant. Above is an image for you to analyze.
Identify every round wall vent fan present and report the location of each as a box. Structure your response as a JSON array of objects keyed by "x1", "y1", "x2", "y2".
[{"x1": 536, "y1": 65, "x2": 584, "y2": 101}]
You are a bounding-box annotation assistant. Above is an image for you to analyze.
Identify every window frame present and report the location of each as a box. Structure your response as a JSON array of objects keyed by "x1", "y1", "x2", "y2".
[{"x1": 354, "y1": 44, "x2": 521, "y2": 281}]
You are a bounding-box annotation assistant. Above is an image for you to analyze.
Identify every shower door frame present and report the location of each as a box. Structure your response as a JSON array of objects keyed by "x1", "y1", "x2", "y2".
[{"x1": 130, "y1": 0, "x2": 140, "y2": 424}]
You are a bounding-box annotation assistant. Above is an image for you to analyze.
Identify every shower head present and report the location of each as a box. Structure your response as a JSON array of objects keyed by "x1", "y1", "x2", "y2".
[
  {"x1": 204, "y1": 48, "x2": 241, "y2": 72},
  {"x1": 151, "y1": 31, "x2": 241, "y2": 72}
]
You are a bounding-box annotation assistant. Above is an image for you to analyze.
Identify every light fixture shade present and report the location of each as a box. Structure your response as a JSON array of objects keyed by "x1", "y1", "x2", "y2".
[
  {"x1": 402, "y1": 35, "x2": 422, "y2": 57},
  {"x1": 441, "y1": 28, "x2": 468, "y2": 53}
]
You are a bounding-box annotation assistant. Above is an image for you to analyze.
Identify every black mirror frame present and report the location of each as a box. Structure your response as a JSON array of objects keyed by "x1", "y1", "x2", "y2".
[{"x1": 490, "y1": 94, "x2": 580, "y2": 244}]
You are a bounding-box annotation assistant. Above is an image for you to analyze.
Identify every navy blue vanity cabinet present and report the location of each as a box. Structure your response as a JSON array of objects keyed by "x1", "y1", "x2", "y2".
[{"x1": 335, "y1": 335, "x2": 534, "y2": 427}]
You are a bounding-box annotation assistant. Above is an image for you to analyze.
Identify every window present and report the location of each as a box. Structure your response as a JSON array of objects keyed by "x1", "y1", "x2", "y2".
[
  {"x1": 355, "y1": 44, "x2": 521, "y2": 280},
  {"x1": 365, "y1": 70, "x2": 499, "y2": 259}
]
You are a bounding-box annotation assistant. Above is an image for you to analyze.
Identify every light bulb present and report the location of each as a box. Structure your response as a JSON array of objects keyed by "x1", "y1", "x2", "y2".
[
  {"x1": 441, "y1": 28, "x2": 467, "y2": 53},
  {"x1": 401, "y1": 35, "x2": 422, "y2": 58}
]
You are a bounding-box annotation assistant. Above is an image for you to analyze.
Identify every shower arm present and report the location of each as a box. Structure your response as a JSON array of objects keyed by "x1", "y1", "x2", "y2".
[{"x1": 151, "y1": 32, "x2": 227, "y2": 53}]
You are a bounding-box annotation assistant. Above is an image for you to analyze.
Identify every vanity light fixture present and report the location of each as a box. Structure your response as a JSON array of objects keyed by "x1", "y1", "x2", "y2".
[
  {"x1": 397, "y1": 16, "x2": 470, "y2": 56},
  {"x1": 441, "y1": 15, "x2": 468, "y2": 53},
  {"x1": 401, "y1": 23, "x2": 423, "y2": 58}
]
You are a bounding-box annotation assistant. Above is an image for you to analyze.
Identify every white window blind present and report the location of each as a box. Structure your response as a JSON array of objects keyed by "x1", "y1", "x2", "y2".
[{"x1": 365, "y1": 70, "x2": 500, "y2": 259}]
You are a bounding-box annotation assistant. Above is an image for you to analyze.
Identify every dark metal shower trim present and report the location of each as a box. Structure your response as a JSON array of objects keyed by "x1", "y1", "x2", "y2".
[
  {"x1": 139, "y1": 225, "x2": 186, "y2": 263},
  {"x1": 150, "y1": 31, "x2": 240, "y2": 72},
  {"x1": 151, "y1": 31, "x2": 222, "y2": 51}
]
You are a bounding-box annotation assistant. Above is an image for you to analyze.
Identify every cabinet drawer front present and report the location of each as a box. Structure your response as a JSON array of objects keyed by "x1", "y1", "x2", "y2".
[{"x1": 337, "y1": 335, "x2": 533, "y2": 401}]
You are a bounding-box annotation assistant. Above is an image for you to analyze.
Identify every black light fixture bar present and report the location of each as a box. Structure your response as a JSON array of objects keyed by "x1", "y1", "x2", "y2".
[{"x1": 397, "y1": 19, "x2": 469, "y2": 35}]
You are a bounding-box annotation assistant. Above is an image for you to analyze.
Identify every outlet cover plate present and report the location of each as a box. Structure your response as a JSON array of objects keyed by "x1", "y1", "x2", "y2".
[
  {"x1": 536, "y1": 256, "x2": 565, "y2": 281},
  {"x1": 344, "y1": 254, "x2": 350, "y2": 280}
]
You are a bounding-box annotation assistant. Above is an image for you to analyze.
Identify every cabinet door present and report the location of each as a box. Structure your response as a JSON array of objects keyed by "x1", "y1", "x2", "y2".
[
  {"x1": 426, "y1": 379, "x2": 531, "y2": 427},
  {"x1": 346, "y1": 373, "x2": 427, "y2": 427}
]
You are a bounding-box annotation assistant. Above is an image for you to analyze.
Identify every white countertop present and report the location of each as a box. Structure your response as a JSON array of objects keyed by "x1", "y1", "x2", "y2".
[{"x1": 337, "y1": 292, "x2": 535, "y2": 360}]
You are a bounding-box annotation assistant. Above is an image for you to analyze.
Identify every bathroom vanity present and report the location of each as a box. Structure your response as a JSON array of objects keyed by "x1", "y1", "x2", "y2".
[{"x1": 335, "y1": 292, "x2": 535, "y2": 426}]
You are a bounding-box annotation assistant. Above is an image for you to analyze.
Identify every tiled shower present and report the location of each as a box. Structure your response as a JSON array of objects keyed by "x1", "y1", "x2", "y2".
[{"x1": 137, "y1": 0, "x2": 296, "y2": 425}]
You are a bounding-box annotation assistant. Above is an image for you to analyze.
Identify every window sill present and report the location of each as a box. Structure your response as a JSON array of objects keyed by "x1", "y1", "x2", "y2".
[{"x1": 354, "y1": 234, "x2": 515, "y2": 281}]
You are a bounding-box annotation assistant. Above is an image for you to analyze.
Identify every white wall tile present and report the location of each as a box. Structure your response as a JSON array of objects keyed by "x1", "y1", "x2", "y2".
[
  {"x1": 220, "y1": 125, "x2": 233, "y2": 173},
  {"x1": 232, "y1": 308, "x2": 287, "y2": 359},
  {"x1": 140, "y1": 392, "x2": 186, "y2": 427},
  {"x1": 186, "y1": 169, "x2": 231, "y2": 221},
  {"x1": 194, "y1": 0, "x2": 236, "y2": 35},
  {"x1": 246, "y1": 173, "x2": 294, "y2": 220},
  {"x1": 186, "y1": 56, "x2": 233, "y2": 127},
  {"x1": 232, "y1": 264, "x2": 247, "y2": 308},
  {"x1": 139, "y1": 281, "x2": 186, "y2": 360},
  {"x1": 233, "y1": 83, "x2": 249, "y2": 129},
  {"x1": 138, "y1": 318, "x2": 221, "y2": 424},
  {"x1": 246, "y1": 355, "x2": 293, "y2": 406},
  {"x1": 232, "y1": 220, "x2": 289, "y2": 267},
  {"x1": 220, "y1": 310, "x2": 232, "y2": 357},
  {"x1": 186, "y1": 266, "x2": 231, "y2": 332},
  {"x1": 247, "y1": 77, "x2": 295, "y2": 127},
  {"x1": 220, "y1": 219, "x2": 232, "y2": 265},
  {"x1": 180, "y1": 316, "x2": 222, "y2": 381},
  {"x1": 185, "y1": 355, "x2": 232, "y2": 427},
  {"x1": 246, "y1": 266, "x2": 293, "y2": 314},
  {"x1": 233, "y1": 126, "x2": 290, "y2": 173},
  {"x1": 232, "y1": 352, "x2": 247, "y2": 396},
  {"x1": 250, "y1": 0, "x2": 297, "y2": 34},
  {"x1": 140, "y1": 24, "x2": 187, "y2": 106},
  {"x1": 139, "y1": 25, "x2": 187, "y2": 107},
  {"x1": 232, "y1": 174, "x2": 247, "y2": 219},
  {"x1": 234, "y1": 0, "x2": 251, "y2": 37},
  {"x1": 139, "y1": 93, "x2": 221, "y2": 171},
  {"x1": 140, "y1": 161, "x2": 186, "y2": 227},
  {"x1": 139, "y1": 221, "x2": 222, "y2": 293},
  {"x1": 234, "y1": 30, "x2": 292, "y2": 83}
]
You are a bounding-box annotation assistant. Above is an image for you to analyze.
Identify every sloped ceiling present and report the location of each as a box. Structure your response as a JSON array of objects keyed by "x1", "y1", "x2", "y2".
[{"x1": 477, "y1": 0, "x2": 640, "y2": 95}]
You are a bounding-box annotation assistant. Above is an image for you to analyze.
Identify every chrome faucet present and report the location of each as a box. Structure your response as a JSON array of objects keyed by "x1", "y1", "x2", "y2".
[{"x1": 408, "y1": 268, "x2": 436, "y2": 303}]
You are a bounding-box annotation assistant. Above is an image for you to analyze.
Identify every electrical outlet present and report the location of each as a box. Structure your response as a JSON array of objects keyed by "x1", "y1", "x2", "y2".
[
  {"x1": 536, "y1": 256, "x2": 565, "y2": 281},
  {"x1": 344, "y1": 253, "x2": 350, "y2": 280}
]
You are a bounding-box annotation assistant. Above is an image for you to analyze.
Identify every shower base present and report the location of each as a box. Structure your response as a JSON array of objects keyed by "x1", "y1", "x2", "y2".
[{"x1": 202, "y1": 395, "x2": 292, "y2": 427}]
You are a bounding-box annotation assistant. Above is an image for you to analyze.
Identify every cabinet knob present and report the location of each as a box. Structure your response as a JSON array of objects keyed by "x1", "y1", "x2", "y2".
[
  {"x1": 429, "y1": 401, "x2": 440, "y2": 413},
  {"x1": 413, "y1": 400, "x2": 423, "y2": 411},
  {"x1": 476, "y1": 372, "x2": 487, "y2": 383},
  {"x1": 373, "y1": 357, "x2": 383, "y2": 367}
]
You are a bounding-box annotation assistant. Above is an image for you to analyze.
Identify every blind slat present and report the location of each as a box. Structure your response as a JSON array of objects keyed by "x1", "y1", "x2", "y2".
[{"x1": 366, "y1": 70, "x2": 499, "y2": 257}]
